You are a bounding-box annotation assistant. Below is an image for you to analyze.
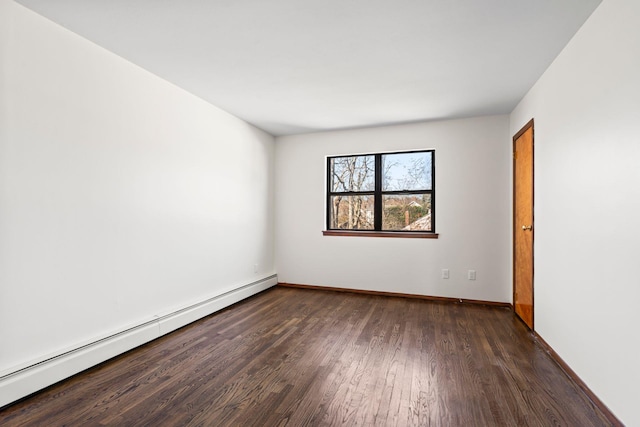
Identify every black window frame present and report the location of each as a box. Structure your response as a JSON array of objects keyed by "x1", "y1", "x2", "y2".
[{"x1": 326, "y1": 149, "x2": 436, "y2": 234}]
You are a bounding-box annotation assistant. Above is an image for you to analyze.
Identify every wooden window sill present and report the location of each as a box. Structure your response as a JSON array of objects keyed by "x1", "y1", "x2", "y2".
[{"x1": 322, "y1": 230, "x2": 439, "y2": 239}]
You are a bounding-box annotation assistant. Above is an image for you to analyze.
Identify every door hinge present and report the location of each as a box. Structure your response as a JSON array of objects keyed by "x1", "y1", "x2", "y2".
[{"x1": 513, "y1": 151, "x2": 517, "y2": 160}]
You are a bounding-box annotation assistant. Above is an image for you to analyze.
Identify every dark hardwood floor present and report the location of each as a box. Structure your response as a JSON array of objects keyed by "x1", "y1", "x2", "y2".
[{"x1": 0, "y1": 287, "x2": 614, "y2": 426}]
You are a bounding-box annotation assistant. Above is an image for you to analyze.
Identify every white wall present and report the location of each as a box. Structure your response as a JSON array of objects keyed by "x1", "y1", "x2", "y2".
[
  {"x1": 0, "y1": 0, "x2": 275, "y2": 403},
  {"x1": 275, "y1": 116, "x2": 511, "y2": 302},
  {"x1": 510, "y1": 0, "x2": 640, "y2": 424}
]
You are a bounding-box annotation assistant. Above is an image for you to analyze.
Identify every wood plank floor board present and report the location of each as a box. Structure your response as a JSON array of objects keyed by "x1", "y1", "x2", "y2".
[{"x1": 0, "y1": 287, "x2": 615, "y2": 426}]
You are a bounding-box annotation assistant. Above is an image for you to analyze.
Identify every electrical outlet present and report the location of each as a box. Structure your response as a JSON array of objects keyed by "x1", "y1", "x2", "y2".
[
  {"x1": 468, "y1": 270, "x2": 476, "y2": 280},
  {"x1": 442, "y1": 269, "x2": 450, "y2": 279}
]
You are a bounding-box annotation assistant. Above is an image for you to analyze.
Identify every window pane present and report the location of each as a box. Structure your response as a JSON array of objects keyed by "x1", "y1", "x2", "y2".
[
  {"x1": 382, "y1": 194, "x2": 432, "y2": 231},
  {"x1": 382, "y1": 152, "x2": 432, "y2": 191},
  {"x1": 329, "y1": 195, "x2": 374, "y2": 229},
  {"x1": 330, "y1": 155, "x2": 375, "y2": 192}
]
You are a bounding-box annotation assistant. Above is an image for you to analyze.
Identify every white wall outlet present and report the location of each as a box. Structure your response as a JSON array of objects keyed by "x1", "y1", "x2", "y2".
[
  {"x1": 468, "y1": 270, "x2": 476, "y2": 280},
  {"x1": 442, "y1": 269, "x2": 450, "y2": 279}
]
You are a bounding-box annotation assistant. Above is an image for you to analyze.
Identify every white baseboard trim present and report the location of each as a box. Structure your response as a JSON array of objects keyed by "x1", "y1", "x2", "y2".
[{"x1": 0, "y1": 275, "x2": 277, "y2": 408}]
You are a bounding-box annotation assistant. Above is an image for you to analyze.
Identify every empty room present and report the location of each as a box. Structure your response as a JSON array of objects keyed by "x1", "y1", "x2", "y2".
[{"x1": 1, "y1": 0, "x2": 638, "y2": 425}]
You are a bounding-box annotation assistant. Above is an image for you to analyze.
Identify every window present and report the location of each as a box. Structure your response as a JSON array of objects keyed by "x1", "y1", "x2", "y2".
[{"x1": 326, "y1": 150, "x2": 435, "y2": 237}]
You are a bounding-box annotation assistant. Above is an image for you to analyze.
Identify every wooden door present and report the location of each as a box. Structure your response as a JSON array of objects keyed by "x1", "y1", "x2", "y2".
[{"x1": 513, "y1": 120, "x2": 534, "y2": 329}]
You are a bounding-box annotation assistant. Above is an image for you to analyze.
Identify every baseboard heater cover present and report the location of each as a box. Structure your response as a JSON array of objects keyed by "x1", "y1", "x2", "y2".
[{"x1": 0, "y1": 275, "x2": 277, "y2": 408}]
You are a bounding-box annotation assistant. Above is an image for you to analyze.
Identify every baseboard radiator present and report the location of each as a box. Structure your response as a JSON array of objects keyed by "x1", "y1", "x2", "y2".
[{"x1": 0, "y1": 275, "x2": 278, "y2": 408}]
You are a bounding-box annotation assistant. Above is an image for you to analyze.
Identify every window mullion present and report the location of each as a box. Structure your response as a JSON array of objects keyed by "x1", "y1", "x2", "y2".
[
  {"x1": 374, "y1": 154, "x2": 382, "y2": 230},
  {"x1": 326, "y1": 157, "x2": 332, "y2": 230}
]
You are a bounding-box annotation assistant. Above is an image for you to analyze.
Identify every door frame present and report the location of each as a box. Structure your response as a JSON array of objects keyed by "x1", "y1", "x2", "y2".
[{"x1": 512, "y1": 119, "x2": 534, "y2": 329}]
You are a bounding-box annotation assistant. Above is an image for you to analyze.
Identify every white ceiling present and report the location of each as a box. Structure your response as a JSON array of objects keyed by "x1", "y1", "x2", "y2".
[{"x1": 16, "y1": 0, "x2": 601, "y2": 136}]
